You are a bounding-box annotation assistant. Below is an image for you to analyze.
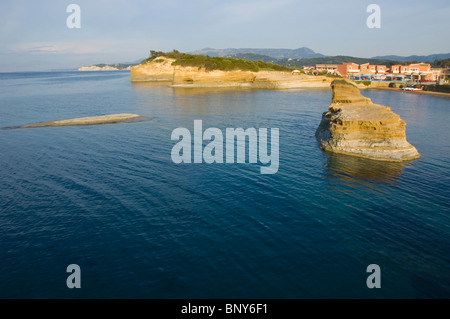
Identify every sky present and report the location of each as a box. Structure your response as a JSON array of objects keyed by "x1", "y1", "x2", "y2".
[{"x1": 0, "y1": 0, "x2": 449, "y2": 71}]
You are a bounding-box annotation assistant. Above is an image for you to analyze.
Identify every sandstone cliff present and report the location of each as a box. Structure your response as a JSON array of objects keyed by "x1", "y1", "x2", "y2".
[
  {"x1": 315, "y1": 80, "x2": 420, "y2": 162},
  {"x1": 130, "y1": 56, "x2": 332, "y2": 88},
  {"x1": 78, "y1": 65, "x2": 132, "y2": 71}
]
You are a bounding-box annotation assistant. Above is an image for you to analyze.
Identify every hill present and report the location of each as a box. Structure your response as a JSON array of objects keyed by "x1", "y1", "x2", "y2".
[
  {"x1": 190, "y1": 47, "x2": 324, "y2": 59},
  {"x1": 81, "y1": 48, "x2": 450, "y2": 72},
  {"x1": 226, "y1": 55, "x2": 403, "y2": 68},
  {"x1": 269, "y1": 56, "x2": 404, "y2": 68},
  {"x1": 143, "y1": 50, "x2": 292, "y2": 72},
  {"x1": 372, "y1": 53, "x2": 450, "y2": 62}
]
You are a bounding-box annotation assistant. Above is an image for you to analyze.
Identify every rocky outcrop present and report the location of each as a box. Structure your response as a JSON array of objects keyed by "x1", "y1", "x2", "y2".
[
  {"x1": 130, "y1": 56, "x2": 332, "y2": 88},
  {"x1": 130, "y1": 57, "x2": 175, "y2": 81},
  {"x1": 2, "y1": 114, "x2": 148, "y2": 129},
  {"x1": 78, "y1": 65, "x2": 132, "y2": 71},
  {"x1": 315, "y1": 80, "x2": 420, "y2": 162}
]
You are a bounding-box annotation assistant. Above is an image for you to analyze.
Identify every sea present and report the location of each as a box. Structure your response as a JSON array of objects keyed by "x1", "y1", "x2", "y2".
[{"x1": 0, "y1": 71, "x2": 449, "y2": 298}]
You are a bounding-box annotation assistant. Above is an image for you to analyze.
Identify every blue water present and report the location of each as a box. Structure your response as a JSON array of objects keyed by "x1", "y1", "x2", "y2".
[{"x1": 0, "y1": 71, "x2": 449, "y2": 298}]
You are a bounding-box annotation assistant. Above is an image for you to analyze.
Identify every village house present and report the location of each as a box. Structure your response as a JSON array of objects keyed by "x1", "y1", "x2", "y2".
[
  {"x1": 337, "y1": 61, "x2": 441, "y2": 82},
  {"x1": 336, "y1": 63, "x2": 360, "y2": 77},
  {"x1": 315, "y1": 64, "x2": 338, "y2": 74},
  {"x1": 376, "y1": 65, "x2": 387, "y2": 73},
  {"x1": 389, "y1": 65, "x2": 402, "y2": 73}
]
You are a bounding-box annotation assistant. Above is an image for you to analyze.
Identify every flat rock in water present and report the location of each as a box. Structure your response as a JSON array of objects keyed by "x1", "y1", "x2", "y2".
[{"x1": 2, "y1": 113, "x2": 149, "y2": 129}]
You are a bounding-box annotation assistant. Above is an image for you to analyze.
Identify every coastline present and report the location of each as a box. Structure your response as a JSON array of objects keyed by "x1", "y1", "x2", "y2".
[
  {"x1": 167, "y1": 78, "x2": 333, "y2": 89},
  {"x1": 130, "y1": 56, "x2": 338, "y2": 89},
  {"x1": 130, "y1": 58, "x2": 450, "y2": 94},
  {"x1": 365, "y1": 86, "x2": 450, "y2": 97}
]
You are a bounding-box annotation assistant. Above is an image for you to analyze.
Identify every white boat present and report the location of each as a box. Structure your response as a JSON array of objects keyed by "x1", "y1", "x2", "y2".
[{"x1": 402, "y1": 86, "x2": 423, "y2": 91}]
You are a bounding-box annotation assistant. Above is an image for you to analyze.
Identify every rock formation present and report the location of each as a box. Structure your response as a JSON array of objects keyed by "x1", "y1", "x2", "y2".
[
  {"x1": 130, "y1": 56, "x2": 332, "y2": 88},
  {"x1": 315, "y1": 80, "x2": 420, "y2": 162},
  {"x1": 130, "y1": 57, "x2": 176, "y2": 81},
  {"x1": 2, "y1": 114, "x2": 148, "y2": 129},
  {"x1": 78, "y1": 65, "x2": 132, "y2": 71}
]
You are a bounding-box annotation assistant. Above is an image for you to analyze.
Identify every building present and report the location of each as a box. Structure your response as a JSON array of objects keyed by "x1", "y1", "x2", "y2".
[
  {"x1": 376, "y1": 65, "x2": 387, "y2": 73},
  {"x1": 401, "y1": 65, "x2": 410, "y2": 73},
  {"x1": 337, "y1": 62, "x2": 389, "y2": 77},
  {"x1": 407, "y1": 63, "x2": 432, "y2": 81},
  {"x1": 315, "y1": 64, "x2": 338, "y2": 73},
  {"x1": 335, "y1": 61, "x2": 445, "y2": 82},
  {"x1": 359, "y1": 63, "x2": 371, "y2": 73},
  {"x1": 389, "y1": 65, "x2": 402, "y2": 73},
  {"x1": 337, "y1": 63, "x2": 360, "y2": 77},
  {"x1": 431, "y1": 68, "x2": 450, "y2": 83}
]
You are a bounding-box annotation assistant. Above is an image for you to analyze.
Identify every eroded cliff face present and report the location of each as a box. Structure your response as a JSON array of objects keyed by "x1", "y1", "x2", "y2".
[
  {"x1": 172, "y1": 66, "x2": 257, "y2": 86},
  {"x1": 315, "y1": 80, "x2": 420, "y2": 162},
  {"x1": 130, "y1": 57, "x2": 176, "y2": 82},
  {"x1": 130, "y1": 56, "x2": 332, "y2": 88},
  {"x1": 78, "y1": 65, "x2": 132, "y2": 71}
]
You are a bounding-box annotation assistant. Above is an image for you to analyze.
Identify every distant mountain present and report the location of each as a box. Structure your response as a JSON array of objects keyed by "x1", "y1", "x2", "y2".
[
  {"x1": 274, "y1": 56, "x2": 404, "y2": 68},
  {"x1": 221, "y1": 54, "x2": 402, "y2": 68},
  {"x1": 191, "y1": 48, "x2": 450, "y2": 63},
  {"x1": 371, "y1": 53, "x2": 450, "y2": 62},
  {"x1": 190, "y1": 47, "x2": 325, "y2": 59},
  {"x1": 80, "y1": 50, "x2": 450, "y2": 72},
  {"x1": 229, "y1": 53, "x2": 278, "y2": 63}
]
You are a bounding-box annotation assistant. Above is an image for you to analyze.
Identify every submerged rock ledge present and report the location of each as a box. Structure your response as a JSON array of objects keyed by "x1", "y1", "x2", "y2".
[
  {"x1": 315, "y1": 80, "x2": 420, "y2": 162},
  {"x1": 2, "y1": 113, "x2": 149, "y2": 129}
]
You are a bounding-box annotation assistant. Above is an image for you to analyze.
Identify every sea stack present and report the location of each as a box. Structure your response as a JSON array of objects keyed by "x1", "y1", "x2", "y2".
[{"x1": 315, "y1": 79, "x2": 420, "y2": 162}]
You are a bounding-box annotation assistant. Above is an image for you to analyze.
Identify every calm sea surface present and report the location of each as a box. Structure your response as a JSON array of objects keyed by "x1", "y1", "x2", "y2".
[{"x1": 0, "y1": 71, "x2": 449, "y2": 298}]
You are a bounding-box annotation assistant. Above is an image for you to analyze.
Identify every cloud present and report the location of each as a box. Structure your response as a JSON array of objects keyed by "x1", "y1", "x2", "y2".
[{"x1": 10, "y1": 42, "x2": 104, "y2": 54}]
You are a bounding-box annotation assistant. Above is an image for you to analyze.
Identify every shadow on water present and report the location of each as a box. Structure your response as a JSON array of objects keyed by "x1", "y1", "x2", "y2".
[
  {"x1": 131, "y1": 81, "x2": 172, "y2": 91},
  {"x1": 325, "y1": 152, "x2": 410, "y2": 187},
  {"x1": 171, "y1": 86, "x2": 257, "y2": 96},
  {"x1": 131, "y1": 81, "x2": 258, "y2": 96}
]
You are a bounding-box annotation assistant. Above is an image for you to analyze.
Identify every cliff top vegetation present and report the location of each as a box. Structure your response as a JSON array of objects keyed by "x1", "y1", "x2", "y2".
[{"x1": 143, "y1": 50, "x2": 293, "y2": 72}]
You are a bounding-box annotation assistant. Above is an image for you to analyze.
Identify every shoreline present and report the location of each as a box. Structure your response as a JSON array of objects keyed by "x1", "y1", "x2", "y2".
[{"x1": 365, "y1": 86, "x2": 450, "y2": 97}]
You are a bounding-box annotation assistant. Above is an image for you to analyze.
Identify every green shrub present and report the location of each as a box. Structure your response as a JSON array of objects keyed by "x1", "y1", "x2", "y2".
[
  {"x1": 144, "y1": 50, "x2": 293, "y2": 72},
  {"x1": 325, "y1": 73, "x2": 342, "y2": 78},
  {"x1": 355, "y1": 80, "x2": 371, "y2": 86},
  {"x1": 331, "y1": 79, "x2": 357, "y2": 87}
]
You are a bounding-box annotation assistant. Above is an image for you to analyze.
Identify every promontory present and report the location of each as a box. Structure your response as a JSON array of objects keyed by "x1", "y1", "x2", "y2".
[
  {"x1": 130, "y1": 51, "x2": 334, "y2": 89},
  {"x1": 315, "y1": 79, "x2": 420, "y2": 162}
]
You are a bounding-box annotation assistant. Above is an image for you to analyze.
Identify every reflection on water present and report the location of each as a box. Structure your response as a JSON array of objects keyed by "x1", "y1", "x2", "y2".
[
  {"x1": 131, "y1": 81, "x2": 257, "y2": 96},
  {"x1": 131, "y1": 82, "x2": 268, "y2": 118},
  {"x1": 171, "y1": 86, "x2": 257, "y2": 96},
  {"x1": 325, "y1": 152, "x2": 409, "y2": 188},
  {"x1": 131, "y1": 81, "x2": 173, "y2": 93}
]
